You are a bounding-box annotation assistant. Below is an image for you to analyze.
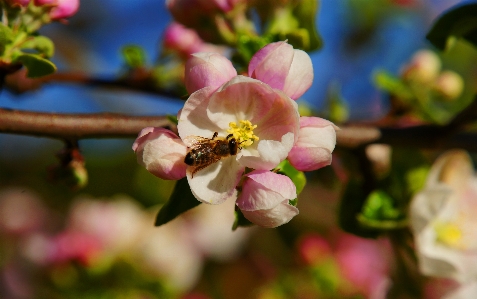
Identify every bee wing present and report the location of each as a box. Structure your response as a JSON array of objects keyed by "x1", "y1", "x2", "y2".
[{"x1": 183, "y1": 135, "x2": 210, "y2": 147}]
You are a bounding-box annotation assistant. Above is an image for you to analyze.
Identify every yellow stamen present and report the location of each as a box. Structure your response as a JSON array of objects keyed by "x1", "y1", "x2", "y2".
[
  {"x1": 227, "y1": 120, "x2": 259, "y2": 147},
  {"x1": 435, "y1": 221, "x2": 462, "y2": 248}
]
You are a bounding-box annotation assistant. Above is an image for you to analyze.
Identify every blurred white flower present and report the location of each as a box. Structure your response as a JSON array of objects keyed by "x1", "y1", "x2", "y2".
[{"x1": 410, "y1": 150, "x2": 477, "y2": 284}]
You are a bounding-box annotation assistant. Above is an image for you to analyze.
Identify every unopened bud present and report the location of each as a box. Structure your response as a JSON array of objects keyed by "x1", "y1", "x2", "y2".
[
  {"x1": 433, "y1": 70, "x2": 464, "y2": 100},
  {"x1": 401, "y1": 50, "x2": 441, "y2": 84}
]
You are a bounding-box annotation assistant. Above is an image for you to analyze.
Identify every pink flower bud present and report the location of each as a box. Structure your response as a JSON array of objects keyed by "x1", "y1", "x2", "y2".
[
  {"x1": 163, "y1": 23, "x2": 206, "y2": 57},
  {"x1": 248, "y1": 41, "x2": 314, "y2": 100},
  {"x1": 287, "y1": 117, "x2": 338, "y2": 172},
  {"x1": 184, "y1": 52, "x2": 237, "y2": 94},
  {"x1": 133, "y1": 127, "x2": 187, "y2": 180},
  {"x1": 236, "y1": 170, "x2": 298, "y2": 228},
  {"x1": 163, "y1": 23, "x2": 228, "y2": 59},
  {"x1": 48, "y1": 0, "x2": 79, "y2": 20}
]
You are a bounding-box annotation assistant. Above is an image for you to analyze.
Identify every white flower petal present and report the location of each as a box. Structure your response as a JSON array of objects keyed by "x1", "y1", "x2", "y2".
[
  {"x1": 178, "y1": 86, "x2": 222, "y2": 139},
  {"x1": 238, "y1": 132, "x2": 294, "y2": 170},
  {"x1": 241, "y1": 200, "x2": 299, "y2": 228},
  {"x1": 187, "y1": 156, "x2": 244, "y2": 205}
]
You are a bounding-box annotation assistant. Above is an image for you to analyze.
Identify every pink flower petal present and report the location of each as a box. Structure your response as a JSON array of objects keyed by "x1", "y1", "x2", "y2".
[
  {"x1": 134, "y1": 128, "x2": 187, "y2": 180},
  {"x1": 248, "y1": 41, "x2": 294, "y2": 91},
  {"x1": 185, "y1": 52, "x2": 237, "y2": 94},
  {"x1": 236, "y1": 170, "x2": 296, "y2": 211},
  {"x1": 283, "y1": 49, "x2": 314, "y2": 100}
]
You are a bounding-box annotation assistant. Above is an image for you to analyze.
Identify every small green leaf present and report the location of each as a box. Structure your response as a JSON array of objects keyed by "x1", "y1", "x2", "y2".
[
  {"x1": 426, "y1": 3, "x2": 477, "y2": 50},
  {"x1": 154, "y1": 178, "x2": 201, "y2": 226},
  {"x1": 0, "y1": 23, "x2": 13, "y2": 54},
  {"x1": 166, "y1": 114, "x2": 178, "y2": 125},
  {"x1": 276, "y1": 159, "x2": 307, "y2": 195},
  {"x1": 21, "y1": 35, "x2": 55, "y2": 58},
  {"x1": 292, "y1": 0, "x2": 323, "y2": 51},
  {"x1": 14, "y1": 53, "x2": 56, "y2": 78},
  {"x1": 122, "y1": 45, "x2": 147, "y2": 68},
  {"x1": 373, "y1": 71, "x2": 413, "y2": 100},
  {"x1": 232, "y1": 206, "x2": 253, "y2": 230},
  {"x1": 360, "y1": 190, "x2": 404, "y2": 221}
]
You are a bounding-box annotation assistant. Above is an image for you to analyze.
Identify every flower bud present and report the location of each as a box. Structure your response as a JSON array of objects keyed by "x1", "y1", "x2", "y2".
[
  {"x1": 184, "y1": 52, "x2": 237, "y2": 94},
  {"x1": 133, "y1": 127, "x2": 187, "y2": 180},
  {"x1": 163, "y1": 23, "x2": 227, "y2": 59},
  {"x1": 48, "y1": 0, "x2": 79, "y2": 20},
  {"x1": 236, "y1": 170, "x2": 298, "y2": 228},
  {"x1": 401, "y1": 49, "x2": 441, "y2": 83},
  {"x1": 248, "y1": 41, "x2": 313, "y2": 100},
  {"x1": 433, "y1": 70, "x2": 464, "y2": 100},
  {"x1": 287, "y1": 117, "x2": 338, "y2": 172}
]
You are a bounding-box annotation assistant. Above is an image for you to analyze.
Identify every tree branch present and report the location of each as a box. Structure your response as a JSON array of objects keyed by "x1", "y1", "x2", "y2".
[
  {"x1": 0, "y1": 108, "x2": 173, "y2": 139},
  {"x1": 1, "y1": 108, "x2": 477, "y2": 152}
]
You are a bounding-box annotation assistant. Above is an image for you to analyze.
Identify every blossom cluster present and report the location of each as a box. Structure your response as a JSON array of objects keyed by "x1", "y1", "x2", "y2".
[{"x1": 133, "y1": 41, "x2": 337, "y2": 228}]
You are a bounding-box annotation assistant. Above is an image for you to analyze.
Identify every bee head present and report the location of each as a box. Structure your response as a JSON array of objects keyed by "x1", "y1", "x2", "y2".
[{"x1": 228, "y1": 137, "x2": 238, "y2": 155}]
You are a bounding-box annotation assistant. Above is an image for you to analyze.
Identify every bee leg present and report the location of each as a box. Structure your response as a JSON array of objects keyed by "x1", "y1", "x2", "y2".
[
  {"x1": 190, "y1": 164, "x2": 208, "y2": 178},
  {"x1": 212, "y1": 132, "x2": 218, "y2": 139}
]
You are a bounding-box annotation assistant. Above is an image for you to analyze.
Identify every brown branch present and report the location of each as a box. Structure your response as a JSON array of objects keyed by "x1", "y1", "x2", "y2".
[
  {"x1": 0, "y1": 108, "x2": 173, "y2": 139},
  {"x1": 1, "y1": 108, "x2": 477, "y2": 152}
]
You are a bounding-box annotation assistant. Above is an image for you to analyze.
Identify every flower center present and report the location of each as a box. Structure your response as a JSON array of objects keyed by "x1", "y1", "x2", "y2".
[
  {"x1": 227, "y1": 120, "x2": 259, "y2": 147},
  {"x1": 435, "y1": 221, "x2": 462, "y2": 248}
]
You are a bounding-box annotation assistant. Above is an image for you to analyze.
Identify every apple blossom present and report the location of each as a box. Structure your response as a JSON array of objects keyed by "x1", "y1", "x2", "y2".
[
  {"x1": 287, "y1": 116, "x2": 338, "y2": 172},
  {"x1": 184, "y1": 52, "x2": 237, "y2": 94},
  {"x1": 133, "y1": 127, "x2": 188, "y2": 180},
  {"x1": 410, "y1": 150, "x2": 477, "y2": 284},
  {"x1": 248, "y1": 41, "x2": 314, "y2": 100},
  {"x1": 134, "y1": 43, "x2": 336, "y2": 228},
  {"x1": 236, "y1": 170, "x2": 298, "y2": 228},
  {"x1": 178, "y1": 75, "x2": 299, "y2": 205}
]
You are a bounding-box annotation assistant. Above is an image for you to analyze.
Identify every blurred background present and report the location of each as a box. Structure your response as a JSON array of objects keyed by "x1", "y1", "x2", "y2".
[{"x1": 0, "y1": 0, "x2": 474, "y2": 298}]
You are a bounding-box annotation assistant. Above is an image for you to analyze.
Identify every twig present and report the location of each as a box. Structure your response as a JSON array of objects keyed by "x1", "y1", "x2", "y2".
[{"x1": 0, "y1": 108, "x2": 173, "y2": 139}]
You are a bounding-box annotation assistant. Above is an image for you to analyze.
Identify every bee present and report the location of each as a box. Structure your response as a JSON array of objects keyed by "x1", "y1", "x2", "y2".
[{"x1": 184, "y1": 132, "x2": 240, "y2": 177}]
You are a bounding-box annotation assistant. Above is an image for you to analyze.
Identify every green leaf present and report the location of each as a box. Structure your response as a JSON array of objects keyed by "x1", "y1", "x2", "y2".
[
  {"x1": 426, "y1": 3, "x2": 477, "y2": 50},
  {"x1": 359, "y1": 190, "x2": 404, "y2": 221},
  {"x1": 154, "y1": 178, "x2": 201, "y2": 226},
  {"x1": 276, "y1": 159, "x2": 307, "y2": 195},
  {"x1": 14, "y1": 53, "x2": 56, "y2": 78},
  {"x1": 21, "y1": 35, "x2": 55, "y2": 58},
  {"x1": 232, "y1": 206, "x2": 253, "y2": 230},
  {"x1": 292, "y1": 0, "x2": 323, "y2": 51},
  {"x1": 166, "y1": 114, "x2": 178, "y2": 125},
  {"x1": 0, "y1": 23, "x2": 13, "y2": 55},
  {"x1": 373, "y1": 70, "x2": 413, "y2": 100},
  {"x1": 338, "y1": 179, "x2": 380, "y2": 238},
  {"x1": 121, "y1": 45, "x2": 147, "y2": 68}
]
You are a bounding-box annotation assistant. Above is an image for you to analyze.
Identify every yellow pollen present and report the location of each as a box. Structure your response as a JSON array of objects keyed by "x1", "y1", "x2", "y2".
[
  {"x1": 227, "y1": 120, "x2": 259, "y2": 147},
  {"x1": 435, "y1": 221, "x2": 462, "y2": 248}
]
